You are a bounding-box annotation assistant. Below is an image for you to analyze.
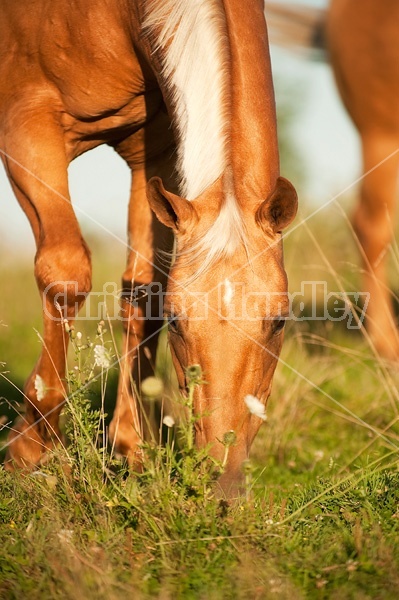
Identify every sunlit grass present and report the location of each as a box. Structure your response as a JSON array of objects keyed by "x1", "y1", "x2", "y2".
[{"x1": 1, "y1": 205, "x2": 399, "y2": 598}]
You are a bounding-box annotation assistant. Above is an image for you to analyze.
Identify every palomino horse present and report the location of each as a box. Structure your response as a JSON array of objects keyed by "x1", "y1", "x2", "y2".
[
  {"x1": 0, "y1": 0, "x2": 297, "y2": 493},
  {"x1": 327, "y1": 0, "x2": 399, "y2": 359},
  {"x1": 267, "y1": 0, "x2": 399, "y2": 360}
]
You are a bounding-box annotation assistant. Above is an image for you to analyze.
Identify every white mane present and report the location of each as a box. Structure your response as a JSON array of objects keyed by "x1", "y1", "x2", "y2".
[
  {"x1": 144, "y1": 0, "x2": 229, "y2": 199},
  {"x1": 144, "y1": 0, "x2": 248, "y2": 273}
]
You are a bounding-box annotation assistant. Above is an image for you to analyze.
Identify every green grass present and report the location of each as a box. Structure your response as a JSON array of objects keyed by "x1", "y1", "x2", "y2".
[{"x1": 1, "y1": 207, "x2": 399, "y2": 599}]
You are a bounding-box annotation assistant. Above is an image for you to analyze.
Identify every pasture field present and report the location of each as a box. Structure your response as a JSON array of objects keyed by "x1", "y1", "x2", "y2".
[{"x1": 1, "y1": 202, "x2": 399, "y2": 600}]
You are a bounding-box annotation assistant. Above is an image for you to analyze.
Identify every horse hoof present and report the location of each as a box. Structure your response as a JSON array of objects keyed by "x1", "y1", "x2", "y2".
[
  {"x1": 4, "y1": 417, "x2": 46, "y2": 471},
  {"x1": 108, "y1": 419, "x2": 143, "y2": 470}
]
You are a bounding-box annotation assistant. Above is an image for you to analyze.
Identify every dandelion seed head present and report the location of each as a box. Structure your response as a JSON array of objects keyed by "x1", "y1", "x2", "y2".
[
  {"x1": 141, "y1": 376, "x2": 164, "y2": 399},
  {"x1": 163, "y1": 415, "x2": 175, "y2": 428}
]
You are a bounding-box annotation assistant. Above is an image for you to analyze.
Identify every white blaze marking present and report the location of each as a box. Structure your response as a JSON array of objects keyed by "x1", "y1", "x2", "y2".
[{"x1": 223, "y1": 278, "x2": 234, "y2": 307}]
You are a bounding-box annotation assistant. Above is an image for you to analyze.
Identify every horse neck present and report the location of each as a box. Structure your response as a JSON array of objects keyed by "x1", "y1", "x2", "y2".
[
  {"x1": 143, "y1": 0, "x2": 279, "y2": 205},
  {"x1": 224, "y1": 0, "x2": 280, "y2": 204}
]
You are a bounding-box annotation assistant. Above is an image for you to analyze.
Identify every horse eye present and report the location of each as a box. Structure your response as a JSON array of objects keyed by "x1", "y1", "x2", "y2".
[
  {"x1": 166, "y1": 313, "x2": 181, "y2": 333},
  {"x1": 272, "y1": 317, "x2": 287, "y2": 334}
]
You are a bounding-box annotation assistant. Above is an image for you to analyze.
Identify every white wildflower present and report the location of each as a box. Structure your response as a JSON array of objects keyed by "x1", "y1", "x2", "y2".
[
  {"x1": 76, "y1": 331, "x2": 82, "y2": 341},
  {"x1": 57, "y1": 529, "x2": 73, "y2": 544},
  {"x1": 93, "y1": 345, "x2": 111, "y2": 369},
  {"x1": 34, "y1": 375, "x2": 47, "y2": 402},
  {"x1": 162, "y1": 415, "x2": 175, "y2": 428},
  {"x1": 244, "y1": 395, "x2": 267, "y2": 421}
]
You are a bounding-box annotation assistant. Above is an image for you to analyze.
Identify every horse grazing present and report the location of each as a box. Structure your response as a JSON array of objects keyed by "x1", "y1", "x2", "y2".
[
  {"x1": 0, "y1": 0, "x2": 297, "y2": 494},
  {"x1": 327, "y1": 0, "x2": 399, "y2": 359}
]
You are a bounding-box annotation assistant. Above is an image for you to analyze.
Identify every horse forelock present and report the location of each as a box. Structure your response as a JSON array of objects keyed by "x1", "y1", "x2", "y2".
[
  {"x1": 167, "y1": 171, "x2": 249, "y2": 285},
  {"x1": 143, "y1": 0, "x2": 249, "y2": 278}
]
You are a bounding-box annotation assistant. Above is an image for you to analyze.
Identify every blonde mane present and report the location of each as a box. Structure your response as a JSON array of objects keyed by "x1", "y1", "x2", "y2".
[{"x1": 144, "y1": 0, "x2": 248, "y2": 274}]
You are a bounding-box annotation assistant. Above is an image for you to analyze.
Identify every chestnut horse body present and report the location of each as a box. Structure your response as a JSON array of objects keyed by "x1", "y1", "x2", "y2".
[
  {"x1": 0, "y1": 0, "x2": 297, "y2": 492},
  {"x1": 328, "y1": 0, "x2": 399, "y2": 360}
]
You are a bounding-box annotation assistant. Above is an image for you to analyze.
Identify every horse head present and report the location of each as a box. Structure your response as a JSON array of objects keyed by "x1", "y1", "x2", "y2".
[{"x1": 148, "y1": 173, "x2": 297, "y2": 493}]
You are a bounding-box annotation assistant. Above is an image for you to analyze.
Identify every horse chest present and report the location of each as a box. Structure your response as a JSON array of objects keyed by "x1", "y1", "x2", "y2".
[{"x1": 60, "y1": 86, "x2": 166, "y2": 161}]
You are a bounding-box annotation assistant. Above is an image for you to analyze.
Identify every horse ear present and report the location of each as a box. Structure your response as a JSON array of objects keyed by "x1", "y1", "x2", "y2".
[
  {"x1": 147, "y1": 177, "x2": 197, "y2": 232},
  {"x1": 255, "y1": 177, "x2": 298, "y2": 234}
]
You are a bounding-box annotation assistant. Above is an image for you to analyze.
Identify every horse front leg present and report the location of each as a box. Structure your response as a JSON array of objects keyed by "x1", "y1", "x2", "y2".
[
  {"x1": 109, "y1": 142, "x2": 175, "y2": 465},
  {"x1": 353, "y1": 132, "x2": 399, "y2": 360},
  {"x1": 2, "y1": 114, "x2": 92, "y2": 468}
]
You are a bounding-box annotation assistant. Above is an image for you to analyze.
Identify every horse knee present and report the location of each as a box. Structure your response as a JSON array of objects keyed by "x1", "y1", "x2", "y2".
[{"x1": 34, "y1": 239, "x2": 92, "y2": 316}]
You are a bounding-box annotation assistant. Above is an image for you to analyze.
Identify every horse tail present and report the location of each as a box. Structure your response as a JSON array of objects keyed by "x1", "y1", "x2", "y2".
[{"x1": 265, "y1": 2, "x2": 328, "y2": 58}]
